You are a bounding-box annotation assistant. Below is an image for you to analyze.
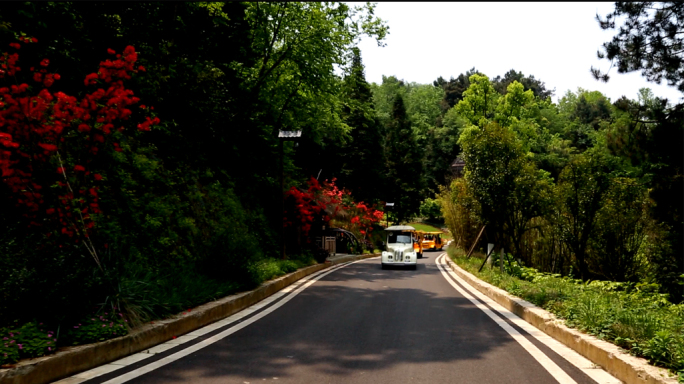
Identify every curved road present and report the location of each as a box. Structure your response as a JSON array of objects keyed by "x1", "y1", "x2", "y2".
[{"x1": 62, "y1": 254, "x2": 620, "y2": 384}]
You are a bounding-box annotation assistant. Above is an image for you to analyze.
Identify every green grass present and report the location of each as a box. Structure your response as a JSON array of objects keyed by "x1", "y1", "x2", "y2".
[
  {"x1": 407, "y1": 222, "x2": 453, "y2": 240},
  {"x1": 447, "y1": 246, "x2": 684, "y2": 381}
]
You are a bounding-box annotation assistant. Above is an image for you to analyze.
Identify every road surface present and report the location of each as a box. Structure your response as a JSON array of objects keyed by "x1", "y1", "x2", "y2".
[{"x1": 59, "y1": 253, "x2": 621, "y2": 384}]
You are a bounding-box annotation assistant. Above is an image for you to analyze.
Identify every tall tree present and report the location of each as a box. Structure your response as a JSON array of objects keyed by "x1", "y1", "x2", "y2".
[
  {"x1": 383, "y1": 94, "x2": 423, "y2": 222},
  {"x1": 338, "y1": 48, "x2": 385, "y2": 203}
]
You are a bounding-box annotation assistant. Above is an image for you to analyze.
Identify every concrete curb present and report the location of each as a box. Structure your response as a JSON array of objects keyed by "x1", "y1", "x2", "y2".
[
  {"x1": 0, "y1": 253, "x2": 380, "y2": 384},
  {"x1": 442, "y1": 256, "x2": 678, "y2": 384}
]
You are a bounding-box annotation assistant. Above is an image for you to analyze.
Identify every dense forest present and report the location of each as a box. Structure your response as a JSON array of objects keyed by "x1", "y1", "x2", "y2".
[{"x1": 0, "y1": 1, "x2": 682, "y2": 366}]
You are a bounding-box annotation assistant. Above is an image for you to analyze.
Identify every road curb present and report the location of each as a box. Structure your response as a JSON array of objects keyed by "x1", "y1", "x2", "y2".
[
  {"x1": 0, "y1": 253, "x2": 380, "y2": 384},
  {"x1": 442, "y1": 256, "x2": 678, "y2": 384}
]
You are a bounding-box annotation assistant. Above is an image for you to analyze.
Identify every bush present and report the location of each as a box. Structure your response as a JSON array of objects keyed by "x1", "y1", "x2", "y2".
[
  {"x1": 0, "y1": 322, "x2": 57, "y2": 366},
  {"x1": 61, "y1": 310, "x2": 128, "y2": 346},
  {"x1": 449, "y1": 249, "x2": 684, "y2": 376}
]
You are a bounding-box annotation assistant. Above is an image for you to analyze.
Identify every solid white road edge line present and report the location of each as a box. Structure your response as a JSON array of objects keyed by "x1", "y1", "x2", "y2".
[
  {"x1": 435, "y1": 254, "x2": 578, "y2": 384},
  {"x1": 100, "y1": 258, "x2": 375, "y2": 384},
  {"x1": 54, "y1": 260, "x2": 365, "y2": 384},
  {"x1": 436, "y1": 254, "x2": 621, "y2": 384}
]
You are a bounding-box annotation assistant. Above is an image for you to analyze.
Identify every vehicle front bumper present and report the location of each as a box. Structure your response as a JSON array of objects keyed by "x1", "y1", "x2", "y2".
[{"x1": 382, "y1": 251, "x2": 417, "y2": 265}]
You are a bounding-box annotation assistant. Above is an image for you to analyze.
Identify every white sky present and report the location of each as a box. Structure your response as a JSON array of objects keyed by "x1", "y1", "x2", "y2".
[{"x1": 354, "y1": 2, "x2": 683, "y2": 104}]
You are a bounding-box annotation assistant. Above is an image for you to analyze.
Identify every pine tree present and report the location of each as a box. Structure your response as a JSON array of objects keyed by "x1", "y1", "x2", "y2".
[
  {"x1": 339, "y1": 48, "x2": 385, "y2": 204},
  {"x1": 383, "y1": 94, "x2": 424, "y2": 222}
]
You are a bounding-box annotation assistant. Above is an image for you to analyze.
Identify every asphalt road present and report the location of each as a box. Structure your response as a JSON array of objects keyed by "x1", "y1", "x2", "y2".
[{"x1": 74, "y1": 254, "x2": 619, "y2": 384}]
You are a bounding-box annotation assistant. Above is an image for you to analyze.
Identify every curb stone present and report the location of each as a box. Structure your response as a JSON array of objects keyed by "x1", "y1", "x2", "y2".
[
  {"x1": 0, "y1": 253, "x2": 380, "y2": 384},
  {"x1": 443, "y1": 256, "x2": 678, "y2": 384}
]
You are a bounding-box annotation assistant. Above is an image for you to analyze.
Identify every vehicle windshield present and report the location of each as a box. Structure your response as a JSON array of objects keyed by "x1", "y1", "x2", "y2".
[{"x1": 387, "y1": 232, "x2": 412, "y2": 244}]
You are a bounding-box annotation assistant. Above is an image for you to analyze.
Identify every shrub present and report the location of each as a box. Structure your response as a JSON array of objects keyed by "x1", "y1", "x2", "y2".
[
  {"x1": 62, "y1": 310, "x2": 128, "y2": 346},
  {"x1": 0, "y1": 322, "x2": 57, "y2": 366}
]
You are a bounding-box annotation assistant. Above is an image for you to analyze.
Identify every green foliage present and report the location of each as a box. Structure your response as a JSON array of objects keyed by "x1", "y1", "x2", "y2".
[
  {"x1": 555, "y1": 151, "x2": 614, "y2": 279},
  {"x1": 419, "y1": 197, "x2": 442, "y2": 221},
  {"x1": 450, "y1": 250, "x2": 684, "y2": 375},
  {"x1": 336, "y1": 48, "x2": 386, "y2": 204},
  {"x1": 0, "y1": 322, "x2": 57, "y2": 366},
  {"x1": 492, "y1": 69, "x2": 555, "y2": 100},
  {"x1": 62, "y1": 311, "x2": 128, "y2": 346},
  {"x1": 437, "y1": 178, "x2": 480, "y2": 250},
  {"x1": 383, "y1": 94, "x2": 424, "y2": 221},
  {"x1": 590, "y1": 178, "x2": 651, "y2": 281}
]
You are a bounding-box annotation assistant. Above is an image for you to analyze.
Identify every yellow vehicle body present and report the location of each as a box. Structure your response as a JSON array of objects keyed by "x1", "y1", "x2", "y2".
[{"x1": 419, "y1": 231, "x2": 444, "y2": 251}]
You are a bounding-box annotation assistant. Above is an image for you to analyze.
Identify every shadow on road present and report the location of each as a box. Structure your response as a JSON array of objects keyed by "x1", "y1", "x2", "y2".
[{"x1": 130, "y1": 258, "x2": 548, "y2": 384}]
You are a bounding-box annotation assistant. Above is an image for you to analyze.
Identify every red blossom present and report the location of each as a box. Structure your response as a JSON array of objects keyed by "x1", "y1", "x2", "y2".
[{"x1": 0, "y1": 40, "x2": 157, "y2": 246}]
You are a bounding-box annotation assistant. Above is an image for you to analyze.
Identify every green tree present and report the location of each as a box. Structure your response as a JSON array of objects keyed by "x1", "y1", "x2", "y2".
[
  {"x1": 492, "y1": 69, "x2": 555, "y2": 100},
  {"x1": 555, "y1": 151, "x2": 613, "y2": 279},
  {"x1": 454, "y1": 74, "x2": 500, "y2": 127},
  {"x1": 384, "y1": 94, "x2": 424, "y2": 222},
  {"x1": 589, "y1": 178, "x2": 651, "y2": 282},
  {"x1": 433, "y1": 67, "x2": 482, "y2": 112},
  {"x1": 459, "y1": 122, "x2": 551, "y2": 262},
  {"x1": 606, "y1": 90, "x2": 684, "y2": 300},
  {"x1": 338, "y1": 48, "x2": 385, "y2": 203}
]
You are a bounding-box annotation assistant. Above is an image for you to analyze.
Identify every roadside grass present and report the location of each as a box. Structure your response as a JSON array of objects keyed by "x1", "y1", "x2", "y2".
[
  {"x1": 0, "y1": 254, "x2": 316, "y2": 366},
  {"x1": 446, "y1": 246, "x2": 684, "y2": 381},
  {"x1": 407, "y1": 222, "x2": 453, "y2": 240}
]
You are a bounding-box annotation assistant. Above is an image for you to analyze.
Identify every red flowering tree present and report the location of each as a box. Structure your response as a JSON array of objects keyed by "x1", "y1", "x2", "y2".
[
  {"x1": 283, "y1": 177, "x2": 342, "y2": 237},
  {"x1": 283, "y1": 177, "x2": 383, "y2": 245},
  {"x1": 0, "y1": 37, "x2": 159, "y2": 269}
]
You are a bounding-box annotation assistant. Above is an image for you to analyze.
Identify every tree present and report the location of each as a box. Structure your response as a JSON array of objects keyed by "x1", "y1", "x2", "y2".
[
  {"x1": 590, "y1": 178, "x2": 650, "y2": 282},
  {"x1": 338, "y1": 48, "x2": 385, "y2": 204},
  {"x1": 555, "y1": 151, "x2": 613, "y2": 279},
  {"x1": 383, "y1": 94, "x2": 423, "y2": 222},
  {"x1": 433, "y1": 67, "x2": 482, "y2": 112},
  {"x1": 606, "y1": 90, "x2": 684, "y2": 299},
  {"x1": 492, "y1": 69, "x2": 555, "y2": 100},
  {"x1": 593, "y1": 2, "x2": 684, "y2": 94},
  {"x1": 459, "y1": 122, "x2": 551, "y2": 262},
  {"x1": 453, "y1": 74, "x2": 500, "y2": 127}
]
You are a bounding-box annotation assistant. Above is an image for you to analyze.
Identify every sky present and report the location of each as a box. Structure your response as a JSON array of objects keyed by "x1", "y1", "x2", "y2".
[{"x1": 354, "y1": 2, "x2": 683, "y2": 104}]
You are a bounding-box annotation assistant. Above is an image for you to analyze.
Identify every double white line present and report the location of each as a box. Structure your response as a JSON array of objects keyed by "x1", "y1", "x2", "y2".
[
  {"x1": 59, "y1": 259, "x2": 370, "y2": 384},
  {"x1": 435, "y1": 254, "x2": 620, "y2": 384}
]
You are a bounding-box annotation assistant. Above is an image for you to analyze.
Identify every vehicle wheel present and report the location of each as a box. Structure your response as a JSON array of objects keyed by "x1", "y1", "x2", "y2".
[
  {"x1": 381, "y1": 264, "x2": 386, "y2": 270},
  {"x1": 412, "y1": 264, "x2": 417, "y2": 270}
]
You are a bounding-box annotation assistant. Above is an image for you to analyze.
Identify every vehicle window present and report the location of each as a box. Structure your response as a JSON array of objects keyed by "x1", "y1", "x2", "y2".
[{"x1": 387, "y1": 233, "x2": 412, "y2": 244}]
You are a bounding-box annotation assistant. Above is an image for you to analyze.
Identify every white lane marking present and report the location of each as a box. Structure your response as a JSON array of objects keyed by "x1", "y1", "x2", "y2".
[
  {"x1": 434, "y1": 255, "x2": 577, "y2": 384},
  {"x1": 54, "y1": 261, "x2": 359, "y2": 384},
  {"x1": 436, "y1": 254, "x2": 621, "y2": 384},
  {"x1": 101, "y1": 259, "x2": 376, "y2": 384}
]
